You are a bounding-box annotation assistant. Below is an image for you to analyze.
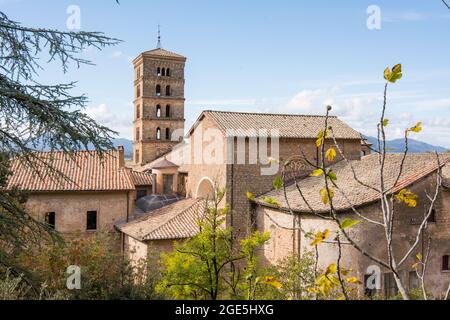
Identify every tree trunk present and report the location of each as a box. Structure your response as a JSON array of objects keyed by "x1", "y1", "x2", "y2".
[{"x1": 393, "y1": 273, "x2": 409, "y2": 300}]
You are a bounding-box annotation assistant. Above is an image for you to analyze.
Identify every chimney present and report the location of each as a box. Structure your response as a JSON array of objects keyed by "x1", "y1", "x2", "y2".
[{"x1": 117, "y1": 146, "x2": 125, "y2": 167}]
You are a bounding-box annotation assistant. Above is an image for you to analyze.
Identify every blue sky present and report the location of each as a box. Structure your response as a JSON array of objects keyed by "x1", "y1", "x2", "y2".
[{"x1": 2, "y1": 0, "x2": 450, "y2": 147}]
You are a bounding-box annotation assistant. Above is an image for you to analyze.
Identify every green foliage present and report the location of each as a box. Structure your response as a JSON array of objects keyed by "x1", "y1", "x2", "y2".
[
  {"x1": 0, "y1": 269, "x2": 30, "y2": 300},
  {"x1": 340, "y1": 218, "x2": 361, "y2": 230},
  {"x1": 16, "y1": 233, "x2": 160, "y2": 300},
  {"x1": 270, "y1": 252, "x2": 316, "y2": 300},
  {"x1": 262, "y1": 196, "x2": 280, "y2": 206},
  {"x1": 0, "y1": 10, "x2": 119, "y2": 279},
  {"x1": 157, "y1": 188, "x2": 271, "y2": 300},
  {"x1": 272, "y1": 176, "x2": 283, "y2": 190}
]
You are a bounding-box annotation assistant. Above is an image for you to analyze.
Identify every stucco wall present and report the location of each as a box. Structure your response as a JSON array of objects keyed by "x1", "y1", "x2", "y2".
[
  {"x1": 256, "y1": 172, "x2": 450, "y2": 298},
  {"x1": 25, "y1": 191, "x2": 131, "y2": 237}
]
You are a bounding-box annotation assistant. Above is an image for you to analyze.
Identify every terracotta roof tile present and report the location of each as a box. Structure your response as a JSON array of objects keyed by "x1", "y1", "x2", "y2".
[
  {"x1": 257, "y1": 154, "x2": 450, "y2": 213},
  {"x1": 6, "y1": 150, "x2": 135, "y2": 192},
  {"x1": 200, "y1": 110, "x2": 362, "y2": 140},
  {"x1": 151, "y1": 158, "x2": 179, "y2": 170},
  {"x1": 129, "y1": 170, "x2": 153, "y2": 186},
  {"x1": 143, "y1": 48, "x2": 186, "y2": 60}
]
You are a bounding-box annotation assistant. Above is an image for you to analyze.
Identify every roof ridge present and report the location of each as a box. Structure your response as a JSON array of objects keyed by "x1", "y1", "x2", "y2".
[{"x1": 204, "y1": 110, "x2": 339, "y2": 118}]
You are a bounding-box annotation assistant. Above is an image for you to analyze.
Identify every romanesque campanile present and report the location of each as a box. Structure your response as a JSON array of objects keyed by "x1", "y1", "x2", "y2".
[{"x1": 132, "y1": 36, "x2": 186, "y2": 165}]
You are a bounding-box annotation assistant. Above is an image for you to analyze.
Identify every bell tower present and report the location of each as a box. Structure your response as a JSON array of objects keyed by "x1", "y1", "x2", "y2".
[{"x1": 132, "y1": 35, "x2": 187, "y2": 165}]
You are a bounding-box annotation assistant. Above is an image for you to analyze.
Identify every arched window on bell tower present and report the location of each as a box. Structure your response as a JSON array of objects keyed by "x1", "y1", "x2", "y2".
[
  {"x1": 166, "y1": 105, "x2": 171, "y2": 118},
  {"x1": 165, "y1": 128, "x2": 170, "y2": 140},
  {"x1": 156, "y1": 105, "x2": 161, "y2": 118},
  {"x1": 156, "y1": 128, "x2": 161, "y2": 140},
  {"x1": 166, "y1": 68, "x2": 170, "y2": 77},
  {"x1": 156, "y1": 85, "x2": 161, "y2": 96},
  {"x1": 157, "y1": 67, "x2": 161, "y2": 76},
  {"x1": 136, "y1": 105, "x2": 141, "y2": 119},
  {"x1": 162, "y1": 68, "x2": 166, "y2": 76},
  {"x1": 166, "y1": 85, "x2": 171, "y2": 96}
]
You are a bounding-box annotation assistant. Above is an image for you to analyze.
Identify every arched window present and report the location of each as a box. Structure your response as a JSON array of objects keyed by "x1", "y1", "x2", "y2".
[
  {"x1": 156, "y1": 105, "x2": 161, "y2": 118},
  {"x1": 136, "y1": 127, "x2": 140, "y2": 141},
  {"x1": 166, "y1": 85, "x2": 171, "y2": 96},
  {"x1": 156, "y1": 85, "x2": 161, "y2": 96},
  {"x1": 136, "y1": 105, "x2": 141, "y2": 119},
  {"x1": 156, "y1": 128, "x2": 161, "y2": 140},
  {"x1": 166, "y1": 105, "x2": 171, "y2": 117},
  {"x1": 136, "y1": 85, "x2": 141, "y2": 98},
  {"x1": 166, "y1": 68, "x2": 170, "y2": 77},
  {"x1": 165, "y1": 128, "x2": 170, "y2": 140},
  {"x1": 157, "y1": 67, "x2": 161, "y2": 76},
  {"x1": 162, "y1": 68, "x2": 166, "y2": 76}
]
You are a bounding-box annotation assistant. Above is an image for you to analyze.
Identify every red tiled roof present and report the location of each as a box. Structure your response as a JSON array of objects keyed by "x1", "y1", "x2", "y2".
[
  {"x1": 188, "y1": 110, "x2": 362, "y2": 140},
  {"x1": 6, "y1": 150, "x2": 135, "y2": 192},
  {"x1": 257, "y1": 154, "x2": 450, "y2": 213},
  {"x1": 117, "y1": 199, "x2": 207, "y2": 241},
  {"x1": 129, "y1": 170, "x2": 153, "y2": 186},
  {"x1": 142, "y1": 48, "x2": 186, "y2": 60},
  {"x1": 151, "y1": 158, "x2": 179, "y2": 170}
]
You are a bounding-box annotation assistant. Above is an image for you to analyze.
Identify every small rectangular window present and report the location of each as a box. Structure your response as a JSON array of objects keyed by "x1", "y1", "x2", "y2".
[
  {"x1": 443, "y1": 255, "x2": 450, "y2": 271},
  {"x1": 409, "y1": 271, "x2": 419, "y2": 290},
  {"x1": 45, "y1": 212, "x2": 56, "y2": 230},
  {"x1": 87, "y1": 211, "x2": 97, "y2": 231},
  {"x1": 384, "y1": 272, "x2": 398, "y2": 298}
]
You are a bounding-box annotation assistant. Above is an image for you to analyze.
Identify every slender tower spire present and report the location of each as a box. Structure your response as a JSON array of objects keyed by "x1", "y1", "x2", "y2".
[{"x1": 157, "y1": 25, "x2": 162, "y2": 48}]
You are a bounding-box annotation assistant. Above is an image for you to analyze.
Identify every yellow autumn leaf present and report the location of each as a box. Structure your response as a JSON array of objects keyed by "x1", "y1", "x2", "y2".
[
  {"x1": 340, "y1": 218, "x2": 361, "y2": 230},
  {"x1": 416, "y1": 252, "x2": 423, "y2": 261},
  {"x1": 316, "y1": 129, "x2": 329, "y2": 147},
  {"x1": 246, "y1": 191, "x2": 255, "y2": 201},
  {"x1": 262, "y1": 276, "x2": 282, "y2": 289},
  {"x1": 384, "y1": 64, "x2": 403, "y2": 83},
  {"x1": 320, "y1": 187, "x2": 334, "y2": 205},
  {"x1": 325, "y1": 263, "x2": 337, "y2": 275},
  {"x1": 325, "y1": 147, "x2": 337, "y2": 162},
  {"x1": 310, "y1": 169, "x2": 324, "y2": 177},
  {"x1": 347, "y1": 277, "x2": 362, "y2": 284},
  {"x1": 409, "y1": 122, "x2": 423, "y2": 133},
  {"x1": 310, "y1": 229, "x2": 330, "y2": 246},
  {"x1": 395, "y1": 189, "x2": 417, "y2": 207}
]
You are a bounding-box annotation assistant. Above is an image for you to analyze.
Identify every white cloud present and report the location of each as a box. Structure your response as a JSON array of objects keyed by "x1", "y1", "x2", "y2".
[
  {"x1": 85, "y1": 104, "x2": 132, "y2": 139},
  {"x1": 265, "y1": 87, "x2": 450, "y2": 148},
  {"x1": 110, "y1": 51, "x2": 123, "y2": 59}
]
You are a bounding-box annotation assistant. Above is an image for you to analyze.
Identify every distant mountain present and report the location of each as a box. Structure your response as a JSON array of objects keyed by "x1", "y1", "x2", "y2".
[
  {"x1": 112, "y1": 138, "x2": 133, "y2": 158},
  {"x1": 365, "y1": 136, "x2": 448, "y2": 154}
]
